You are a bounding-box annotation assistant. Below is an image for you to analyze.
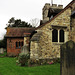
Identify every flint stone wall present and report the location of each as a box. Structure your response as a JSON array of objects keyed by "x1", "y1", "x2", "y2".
[
  {"x1": 30, "y1": 7, "x2": 71, "y2": 59},
  {"x1": 69, "y1": 2, "x2": 75, "y2": 42},
  {"x1": 21, "y1": 37, "x2": 30, "y2": 54}
]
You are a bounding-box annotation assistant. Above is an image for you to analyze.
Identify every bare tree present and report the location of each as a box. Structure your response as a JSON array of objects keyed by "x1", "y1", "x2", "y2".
[{"x1": 30, "y1": 18, "x2": 40, "y2": 27}]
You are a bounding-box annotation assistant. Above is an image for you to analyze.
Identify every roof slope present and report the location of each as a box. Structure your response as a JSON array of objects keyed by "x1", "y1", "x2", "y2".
[
  {"x1": 6, "y1": 27, "x2": 35, "y2": 37},
  {"x1": 31, "y1": 32, "x2": 42, "y2": 41}
]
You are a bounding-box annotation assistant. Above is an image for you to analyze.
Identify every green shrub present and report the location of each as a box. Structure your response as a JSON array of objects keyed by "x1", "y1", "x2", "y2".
[
  {"x1": 55, "y1": 58, "x2": 60, "y2": 63},
  {"x1": 41, "y1": 59, "x2": 47, "y2": 65},
  {"x1": 18, "y1": 53, "x2": 30, "y2": 66},
  {"x1": 28, "y1": 59, "x2": 55, "y2": 66},
  {"x1": 52, "y1": 58, "x2": 60, "y2": 64},
  {"x1": 28, "y1": 59, "x2": 40, "y2": 66}
]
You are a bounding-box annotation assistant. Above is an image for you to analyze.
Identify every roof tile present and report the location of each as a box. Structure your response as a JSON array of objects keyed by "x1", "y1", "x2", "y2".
[{"x1": 6, "y1": 27, "x2": 35, "y2": 37}]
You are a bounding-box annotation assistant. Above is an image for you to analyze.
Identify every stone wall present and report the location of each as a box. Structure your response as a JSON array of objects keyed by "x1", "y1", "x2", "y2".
[
  {"x1": 39, "y1": 8, "x2": 71, "y2": 59},
  {"x1": 30, "y1": 7, "x2": 72, "y2": 59},
  {"x1": 71, "y1": 2, "x2": 75, "y2": 11},
  {"x1": 30, "y1": 32, "x2": 42, "y2": 59},
  {"x1": 42, "y1": 3, "x2": 63, "y2": 23},
  {"x1": 70, "y1": 2, "x2": 75, "y2": 42},
  {"x1": 30, "y1": 41, "x2": 39, "y2": 59},
  {"x1": 21, "y1": 37, "x2": 30, "y2": 54},
  {"x1": 24, "y1": 37, "x2": 30, "y2": 46},
  {"x1": 70, "y1": 18, "x2": 75, "y2": 42}
]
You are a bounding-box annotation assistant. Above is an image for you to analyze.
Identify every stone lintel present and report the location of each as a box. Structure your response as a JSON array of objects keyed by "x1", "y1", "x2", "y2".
[{"x1": 51, "y1": 25, "x2": 67, "y2": 28}]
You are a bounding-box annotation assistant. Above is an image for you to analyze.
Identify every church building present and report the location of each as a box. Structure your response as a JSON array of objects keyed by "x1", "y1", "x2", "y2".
[{"x1": 6, "y1": 0, "x2": 75, "y2": 59}]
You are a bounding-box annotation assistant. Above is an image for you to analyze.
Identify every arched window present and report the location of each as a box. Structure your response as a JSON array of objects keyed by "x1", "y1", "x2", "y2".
[
  {"x1": 19, "y1": 42, "x2": 20, "y2": 48},
  {"x1": 20, "y1": 41, "x2": 23, "y2": 47},
  {"x1": 21, "y1": 41, "x2": 23, "y2": 46},
  {"x1": 16, "y1": 41, "x2": 23, "y2": 48},
  {"x1": 16, "y1": 42, "x2": 18, "y2": 48},
  {"x1": 59, "y1": 30, "x2": 64, "y2": 42},
  {"x1": 52, "y1": 29, "x2": 58, "y2": 42}
]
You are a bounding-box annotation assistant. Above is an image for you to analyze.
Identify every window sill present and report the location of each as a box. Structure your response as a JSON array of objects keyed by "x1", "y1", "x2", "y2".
[
  {"x1": 16, "y1": 47, "x2": 21, "y2": 49},
  {"x1": 52, "y1": 42, "x2": 64, "y2": 45}
]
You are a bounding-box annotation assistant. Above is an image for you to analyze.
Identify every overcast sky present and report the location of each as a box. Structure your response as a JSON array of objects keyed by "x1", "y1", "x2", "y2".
[{"x1": 0, "y1": 0, "x2": 72, "y2": 40}]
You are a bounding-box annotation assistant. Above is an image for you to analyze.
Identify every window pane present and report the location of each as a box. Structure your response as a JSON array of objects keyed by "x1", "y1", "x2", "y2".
[
  {"x1": 59, "y1": 30, "x2": 64, "y2": 42},
  {"x1": 16, "y1": 42, "x2": 18, "y2": 48},
  {"x1": 22, "y1": 41, "x2": 23, "y2": 46},
  {"x1": 19, "y1": 42, "x2": 20, "y2": 48},
  {"x1": 52, "y1": 29, "x2": 58, "y2": 42}
]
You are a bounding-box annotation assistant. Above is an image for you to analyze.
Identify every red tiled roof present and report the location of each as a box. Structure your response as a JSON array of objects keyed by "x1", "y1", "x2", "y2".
[
  {"x1": 36, "y1": 0, "x2": 75, "y2": 30},
  {"x1": 23, "y1": 33, "x2": 31, "y2": 35},
  {"x1": 6, "y1": 27, "x2": 35, "y2": 37}
]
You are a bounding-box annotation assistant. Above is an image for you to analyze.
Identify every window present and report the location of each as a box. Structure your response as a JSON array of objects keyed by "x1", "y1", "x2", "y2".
[
  {"x1": 20, "y1": 41, "x2": 23, "y2": 47},
  {"x1": 52, "y1": 29, "x2": 58, "y2": 42},
  {"x1": 59, "y1": 30, "x2": 64, "y2": 42},
  {"x1": 16, "y1": 42, "x2": 18, "y2": 48},
  {"x1": 21, "y1": 41, "x2": 23, "y2": 46},
  {"x1": 16, "y1": 41, "x2": 23, "y2": 48},
  {"x1": 52, "y1": 29, "x2": 64, "y2": 42},
  {"x1": 19, "y1": 42, "x2": 20, "y2": 48}
]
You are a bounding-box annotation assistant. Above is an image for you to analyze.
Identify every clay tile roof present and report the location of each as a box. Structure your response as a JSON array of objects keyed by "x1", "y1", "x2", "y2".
[{"x1": 6, "y1": 27, "x2": 35, "y2": 37}]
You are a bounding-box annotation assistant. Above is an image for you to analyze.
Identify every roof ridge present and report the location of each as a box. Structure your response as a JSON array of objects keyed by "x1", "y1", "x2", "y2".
[{"x1": 7, "y1": 27, "x2": 35, "y2": 29}]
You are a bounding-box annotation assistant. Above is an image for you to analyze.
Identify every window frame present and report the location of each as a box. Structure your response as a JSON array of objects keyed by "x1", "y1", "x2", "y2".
[
  {"x1": 52, "y1": 28, "x2": 65, "y2": 43},
  {"x1": 16, "y1": 41, "x2": 23, "y2": 49}
]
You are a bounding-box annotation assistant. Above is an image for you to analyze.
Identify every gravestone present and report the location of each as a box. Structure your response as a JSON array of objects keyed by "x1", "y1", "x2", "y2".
[
  {"x1": 21, "y1": 46, "x2": 29, "y2": 55},
  {"x1": 0, "y1": 48, "x2": 4, "y2": 54},
  {"x1": 60, "y1": 40, "x2": 75, "y2": 75}
]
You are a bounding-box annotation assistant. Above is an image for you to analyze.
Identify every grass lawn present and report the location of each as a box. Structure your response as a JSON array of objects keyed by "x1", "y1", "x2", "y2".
[
  {"x1": 0, "y1": 52, "x2": 7, "y2": 57},
  {"x1": 0, "y1": 57, "x2": 60, "y2": 75}
]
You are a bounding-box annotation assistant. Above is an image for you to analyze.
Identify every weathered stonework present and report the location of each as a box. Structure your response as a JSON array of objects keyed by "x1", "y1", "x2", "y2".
[
  {"x1": 42, "y1": 3, "x2": 63, "y2": 23},
  {"x1": 6, "y1": 1, "x2": 75, "y2": 59},
  {"x1": 69, "y1": 2, "x2": 75, "y2": 42},
  {"x1": 30, "y1": 41, "x2": 39, "y2": 59},
  {"x1": 30, "y1": 1, "x2": 75, "y2": 59},
  {"x1": 70, "y1": 17, "x2": 75, "y2": 41},
  {"x1": 21, "y1": 37, "x2": 30, "y2": 54}
]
